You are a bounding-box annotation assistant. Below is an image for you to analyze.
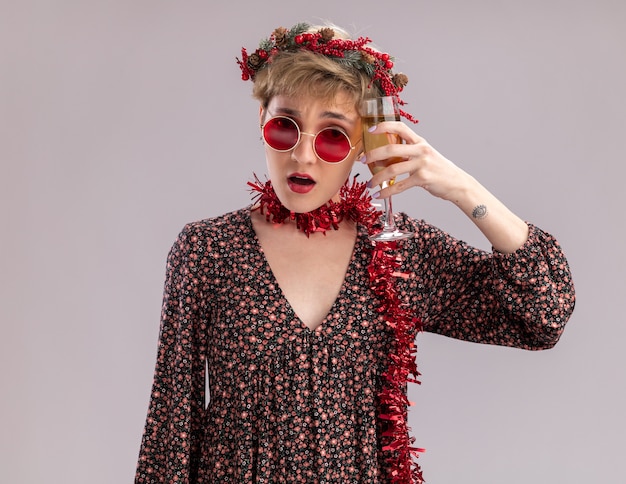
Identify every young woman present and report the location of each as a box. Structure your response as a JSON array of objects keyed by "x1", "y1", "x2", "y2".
[{"x1": 135, "y1": 22, "x2": 575, "y2": 484}]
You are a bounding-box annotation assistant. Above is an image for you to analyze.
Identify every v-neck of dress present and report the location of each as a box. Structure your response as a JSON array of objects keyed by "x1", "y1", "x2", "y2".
[{"x1": 245, "y1": 207, "x2": 368, "y2": 334}]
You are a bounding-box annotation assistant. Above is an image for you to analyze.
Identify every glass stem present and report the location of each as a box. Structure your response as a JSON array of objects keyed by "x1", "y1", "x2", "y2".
[{"x1": 381, "y1": 181, "x2": 396, "y2": 231}]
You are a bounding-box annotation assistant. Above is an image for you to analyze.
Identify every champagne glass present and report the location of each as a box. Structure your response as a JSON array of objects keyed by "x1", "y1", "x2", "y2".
[{"x1": 360, "y1": 96, "x2": 413, "y2": 241}]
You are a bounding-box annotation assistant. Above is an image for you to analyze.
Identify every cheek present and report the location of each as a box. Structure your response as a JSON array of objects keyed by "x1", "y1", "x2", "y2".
[
  {"x1": 264, "y1": 147, "x2": 282, "y2": 171},
  {"x1": 338, "y1": 160, "x2": 356, "y2": 179},
  {"x1": 324, "y1": 161, "x2": 355, "y2": 190}
]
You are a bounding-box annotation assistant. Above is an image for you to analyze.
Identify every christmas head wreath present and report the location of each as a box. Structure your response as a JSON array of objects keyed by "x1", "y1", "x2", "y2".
[{"x1": 236, "y1": 22, "x2": 417, "y2": 123}]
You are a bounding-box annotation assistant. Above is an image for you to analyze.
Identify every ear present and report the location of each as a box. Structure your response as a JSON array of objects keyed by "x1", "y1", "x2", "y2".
[{"x1": 259, "y1": 105, "x2": 265, "y2": 126}]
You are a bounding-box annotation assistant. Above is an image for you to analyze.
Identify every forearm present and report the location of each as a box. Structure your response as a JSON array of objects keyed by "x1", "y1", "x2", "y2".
[{"x1": 452, "y1": 173, "x2": 529, "y2": 254}]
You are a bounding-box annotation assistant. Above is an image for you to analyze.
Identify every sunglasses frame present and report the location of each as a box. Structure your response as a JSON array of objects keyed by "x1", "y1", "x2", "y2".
[{"x1": 261, "y1": 115, "x2": 359, "y2": 164}]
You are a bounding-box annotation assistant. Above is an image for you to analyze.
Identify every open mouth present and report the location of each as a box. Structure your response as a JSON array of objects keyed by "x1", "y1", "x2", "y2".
[
  {"x1": 288, "y1": 175, "x2": 315, "y2": 186},
  {"x1": 287, "y1": 174, "x2": 316, "y2": 194}
]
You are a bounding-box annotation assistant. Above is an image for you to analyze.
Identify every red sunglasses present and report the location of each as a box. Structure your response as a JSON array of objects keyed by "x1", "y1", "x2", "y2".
[{"x1": 262, "y1": 116, "x2": 358, "y2": 164}]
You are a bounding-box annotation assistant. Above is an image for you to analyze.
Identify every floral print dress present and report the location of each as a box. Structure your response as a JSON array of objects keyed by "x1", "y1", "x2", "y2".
[{"x1": 135, "y1": 208, "x2": 575, "y2": 483}]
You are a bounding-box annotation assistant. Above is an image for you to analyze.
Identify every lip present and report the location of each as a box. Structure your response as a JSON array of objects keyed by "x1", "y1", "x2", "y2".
[{"x1": 287, "y1": 172, "x2": 316, "y2": 194}]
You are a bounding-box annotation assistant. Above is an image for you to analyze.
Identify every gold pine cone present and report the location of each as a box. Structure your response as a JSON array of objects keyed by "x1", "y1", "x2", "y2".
[
  {"x1": 272, "y1": 27, "x2": 288, "y2": 46},
  {"x1": 392, "y1": 73, "x2": 409, "y2": 89},
  {"x1": 361, "y1": 52, "x2": 376, "y2": 64},
  {"x1": 318, "y1": 28, "x2": 335, "y2": 42}
]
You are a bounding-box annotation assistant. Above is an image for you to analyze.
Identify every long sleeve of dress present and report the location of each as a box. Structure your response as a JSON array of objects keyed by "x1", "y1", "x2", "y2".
[
  {"x1": 402, "y1": 218, "x2": 575, "y2": 350},
  {"x1": 135, "y1": 224, "x2": 209, "y2": 483}
]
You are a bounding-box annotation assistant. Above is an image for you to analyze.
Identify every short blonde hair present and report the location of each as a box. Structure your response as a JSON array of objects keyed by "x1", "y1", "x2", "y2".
[{"x1": 253, "y1": 50, "x2": 379, "y2": 108}]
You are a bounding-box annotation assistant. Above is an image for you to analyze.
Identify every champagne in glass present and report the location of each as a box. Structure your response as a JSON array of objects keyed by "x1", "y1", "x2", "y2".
[
  {"x1": 360, "y1": 96, "x2": 413, "y2": 241},
  {"x1": 361, "y1": 117, "x2": 403, "y2": 179}
]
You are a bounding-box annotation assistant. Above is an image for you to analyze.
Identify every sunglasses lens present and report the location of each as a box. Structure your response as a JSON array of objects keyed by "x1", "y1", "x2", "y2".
[
  {"x1": 315, "y1": 128, "x2": 352, "y2": 163},
  {"x1": 263, "y1": 117, "x2": 299, "y2": 151}
]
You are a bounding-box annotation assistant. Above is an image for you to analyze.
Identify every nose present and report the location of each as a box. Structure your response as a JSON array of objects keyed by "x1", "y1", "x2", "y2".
[{"x1": 291, "y1": 131, "x2": 318, "y2": 164}]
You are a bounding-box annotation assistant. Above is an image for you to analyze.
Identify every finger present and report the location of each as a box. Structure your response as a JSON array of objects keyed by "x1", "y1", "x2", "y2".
[
  {"x1": 367, "y1": 121, "x2": 423, "y2": 145},
  {"x1": 368, "y1": 160, "x2": 414, "y2": 193},
  {"x1": 371, "y1": 177, "x2": 411, "y2": 200},
  {"x1": 361, "y1": 142, "x2": 425, "y2": 169}
]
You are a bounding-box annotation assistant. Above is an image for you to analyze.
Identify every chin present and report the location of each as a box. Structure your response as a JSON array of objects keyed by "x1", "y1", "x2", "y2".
[
  {"x1": 278, "y1": 192, "x2": 329, "y2": 214},
  {"x1": 284, "y1": 199, "x2": 325, "y2": 214}
]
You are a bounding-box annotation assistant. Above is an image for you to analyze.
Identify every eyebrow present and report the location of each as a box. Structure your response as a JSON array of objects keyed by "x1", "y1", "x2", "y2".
[{"x1": 273, "y1": 106, "x2": 355, "y2": 124}]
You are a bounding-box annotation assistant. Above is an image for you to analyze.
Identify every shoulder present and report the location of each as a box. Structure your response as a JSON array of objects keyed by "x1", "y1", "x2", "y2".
[
  {"x1": 394, "y1": 212, "x2": 451, "y2": 243},
  {"x1": 179, "y1": 207, "x2": 251, "y2": 239},
  {"x1": 169, "y1": 207, "x2": 253, "y2": 254},
  {"x1": 394, "y1": 212, "x2": 487, "y2": 269}
]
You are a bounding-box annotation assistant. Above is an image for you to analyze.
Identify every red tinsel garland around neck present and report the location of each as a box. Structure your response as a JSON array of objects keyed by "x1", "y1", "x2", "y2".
[
  {"x1": 247, "y1": 174, "x2": 380, "y2": 236},
  {"x1": 247, "y1": 174, "x2": 425, "y2": 483}
]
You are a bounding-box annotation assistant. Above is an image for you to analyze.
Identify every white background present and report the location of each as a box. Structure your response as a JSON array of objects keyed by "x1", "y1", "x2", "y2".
[{"x1": 1, "y1": 0, "x2": 624, "y2": 482}]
